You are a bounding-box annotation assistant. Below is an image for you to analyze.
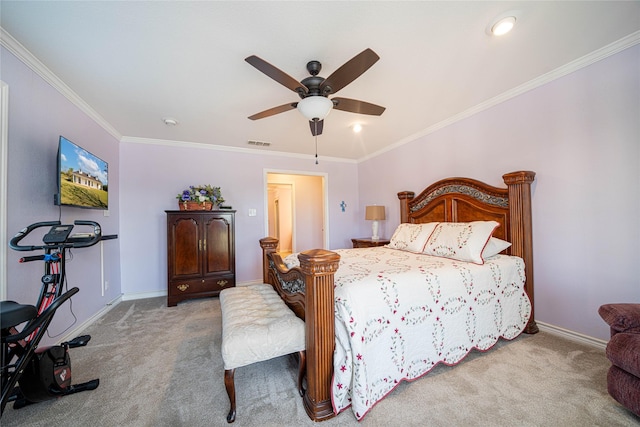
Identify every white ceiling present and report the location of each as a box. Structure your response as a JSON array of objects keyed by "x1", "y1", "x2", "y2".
[{"x1": 1, "y1": 1, "x2": 639, "y2": 161}]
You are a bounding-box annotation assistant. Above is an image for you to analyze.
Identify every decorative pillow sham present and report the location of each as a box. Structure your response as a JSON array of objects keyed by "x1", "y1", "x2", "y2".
[
  {"x1": 387, "y1": 222, "x2": 438, "y2": 253},
  {"x1": 482, "y1": 237, "x2": 512, "y2": 259},
  {"x1": 283, "y1": 253, "x2": 300, "y2": 269},
  {"x1": 423, "y1": 221, "x2": 499, "y2": 264}
]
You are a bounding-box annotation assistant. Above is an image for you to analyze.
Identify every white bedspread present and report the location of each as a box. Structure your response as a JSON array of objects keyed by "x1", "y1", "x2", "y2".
[{"x1": 286, "y1": 246, "x2": 531, "y2": 420}]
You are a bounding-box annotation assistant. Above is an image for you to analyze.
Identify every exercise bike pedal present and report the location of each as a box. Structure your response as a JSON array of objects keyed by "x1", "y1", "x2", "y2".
[{"x1": 63, "y1": 334, "x2": 91, "y2": 348}]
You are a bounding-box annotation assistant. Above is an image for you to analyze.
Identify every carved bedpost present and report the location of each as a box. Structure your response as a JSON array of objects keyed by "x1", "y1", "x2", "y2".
[
  {"x1": 502, "y1": 171, "x2": 538, "y2": 334},
  {"x1": 298, "y1": 249, "x2": 340, "y2": 422},
  {"x1": 259, "y1": 237, "x2": 278, "y2": 285},
  {"x1": 397, "y1": 191, "x2": 415, "y2": 223}
]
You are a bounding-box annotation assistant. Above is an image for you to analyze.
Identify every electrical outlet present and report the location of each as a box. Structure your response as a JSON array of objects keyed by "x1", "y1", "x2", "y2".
[{"x1": 105, "y1": 280, "x2": 109, "y2": 291}]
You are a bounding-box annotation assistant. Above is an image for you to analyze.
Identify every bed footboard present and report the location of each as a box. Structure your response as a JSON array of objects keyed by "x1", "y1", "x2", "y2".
[{"x1": 259, "y1": 238, "x2": 340, "y2": 421}]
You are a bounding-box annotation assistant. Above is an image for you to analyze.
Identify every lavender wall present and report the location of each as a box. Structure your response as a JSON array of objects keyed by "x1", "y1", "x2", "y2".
[
  {"x1": 358, "y1": 45, "x2": 640, "y2": 341},
  {"x1": 2, "y1": 46, "x2": 121, "y2": 342},
  {"x1": 118, "y1": 141, "x2": 359, "y2": 298}
]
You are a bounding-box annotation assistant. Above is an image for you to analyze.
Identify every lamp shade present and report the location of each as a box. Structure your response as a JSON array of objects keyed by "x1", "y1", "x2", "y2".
[
  {"x1": 365, "y1": 205, "x2": 385, "y2": 221},
  {"x1": 297, "y1": 96, "x2": 333, "y2": 121}
]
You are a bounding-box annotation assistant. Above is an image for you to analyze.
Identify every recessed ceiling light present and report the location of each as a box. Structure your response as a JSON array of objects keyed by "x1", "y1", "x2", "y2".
[
  {"x1": 352, "y1": 124, "x2": 362, "y2": 133},
  {"x1": 162, "y1": 117, "x2": 178, "y2": 126},
  {"x1": 492, "y1": 16, "x2": 516, "y2": 36},
  {"x1": 486, "y1": 10, "x2": 522, "y2": 37}
]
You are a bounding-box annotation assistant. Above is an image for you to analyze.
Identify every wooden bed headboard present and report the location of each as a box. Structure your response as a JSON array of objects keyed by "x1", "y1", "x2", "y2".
[
  {"x1": 399, "y1": 175, "x2": 513, "y2": 242},
  {"x1": 259, "y1": 170, "x2": 537, "y2": 422}
]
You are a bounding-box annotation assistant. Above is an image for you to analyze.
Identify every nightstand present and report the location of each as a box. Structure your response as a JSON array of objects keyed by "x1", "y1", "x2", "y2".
[{"x1": 351, "y1": 238, "x2": 390, "y2": 248}]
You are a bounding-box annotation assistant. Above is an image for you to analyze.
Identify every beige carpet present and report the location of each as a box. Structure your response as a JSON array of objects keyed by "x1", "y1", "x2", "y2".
[{"x1": 2, "y1": 296, "x2": 639, "y2": 427}]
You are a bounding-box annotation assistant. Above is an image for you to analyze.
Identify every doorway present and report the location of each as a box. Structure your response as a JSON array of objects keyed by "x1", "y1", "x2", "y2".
[
  {"x1": 265, "y1": 171, "x2": 328, "y2": 253},
  {"x1": 267, "y1": 183, "x2": 293, "y2": 255}
]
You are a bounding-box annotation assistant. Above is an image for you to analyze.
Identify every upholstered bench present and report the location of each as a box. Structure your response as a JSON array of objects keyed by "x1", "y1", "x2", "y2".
[{"x1": 219, "y1": 284, "x2": 306, "y2": 423}]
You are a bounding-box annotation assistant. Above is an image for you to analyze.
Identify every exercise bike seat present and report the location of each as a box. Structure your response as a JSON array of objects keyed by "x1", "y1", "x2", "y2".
[{"x1": 0, "y1": 301, "x2": 37, "y2": 331}]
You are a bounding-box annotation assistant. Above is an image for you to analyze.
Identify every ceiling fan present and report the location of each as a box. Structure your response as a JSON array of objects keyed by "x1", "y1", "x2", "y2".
[{"x1": 245, "y1": 48, "x2": 386, "y2": 136}]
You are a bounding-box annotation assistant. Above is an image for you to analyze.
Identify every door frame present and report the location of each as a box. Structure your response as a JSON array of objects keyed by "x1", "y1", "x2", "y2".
[
  {"x1": 264, "y1": 169, "x2": 329, "y2": 250},
  {"x1": 0, "y1": 81, "x2": 8, "y2": 300}
]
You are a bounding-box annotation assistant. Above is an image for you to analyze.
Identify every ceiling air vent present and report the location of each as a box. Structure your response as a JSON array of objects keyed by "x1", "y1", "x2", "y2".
[{"x1": 248, "y1": 140, "x2": 271, "y2": 147}]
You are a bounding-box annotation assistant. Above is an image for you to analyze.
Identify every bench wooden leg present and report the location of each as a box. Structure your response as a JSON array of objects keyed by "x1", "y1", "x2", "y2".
[
  {"x1": 298, "y1": 350, "x2": 306, "y2": 397},
  {"x1": 224, "y1": 368, "x2": 236, "y2": 423}
]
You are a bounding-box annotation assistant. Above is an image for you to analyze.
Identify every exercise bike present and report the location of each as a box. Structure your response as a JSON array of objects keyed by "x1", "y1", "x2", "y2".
[{"x1": 1, "y1": 220, "x2": 103, "y2": 416}]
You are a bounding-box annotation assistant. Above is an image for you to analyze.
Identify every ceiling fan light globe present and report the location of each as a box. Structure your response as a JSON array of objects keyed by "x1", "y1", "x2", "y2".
[{"x1": 297, "y1": 96, "x2": 333, "y2": 121}]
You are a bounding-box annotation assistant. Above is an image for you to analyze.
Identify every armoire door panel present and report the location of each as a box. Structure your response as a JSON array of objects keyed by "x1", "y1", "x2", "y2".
[
  {"x1": 172, "y1": 217, "x2": 200, "y2": 276},
  {"x1": 204, "y1": 216, "x2": 232, "y2": 273}
]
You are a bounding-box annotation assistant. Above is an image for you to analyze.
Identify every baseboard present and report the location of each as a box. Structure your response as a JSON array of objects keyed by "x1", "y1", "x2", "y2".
[
  {"x1": 122, "y1": 290, "x2": 166, "y2": 301},
  {"x1": 55, "y1": 294, "x2": 123, "y2": 344},
  {"x1": 121, "y1": 280, "x2": 266, "y2": 301},
  {"x1": 537, "y1": 321, "x2": 607, "y2": 351}
]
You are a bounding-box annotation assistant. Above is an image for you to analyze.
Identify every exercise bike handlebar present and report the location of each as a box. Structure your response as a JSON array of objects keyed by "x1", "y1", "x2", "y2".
[
  {"x1": 9, "y1": 221, "x2": 60, "y2": 251},
  {"x1": 9, "y1": 220, "x2": 102, "y2": 251},
  {"x1": 70, "y1": 220, "x2": 102, "y2": 248}
]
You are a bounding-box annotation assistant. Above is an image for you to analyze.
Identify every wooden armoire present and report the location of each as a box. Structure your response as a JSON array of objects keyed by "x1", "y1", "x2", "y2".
[{"x1": 166, "y1": 210, "x2": 235, "y2": 306}]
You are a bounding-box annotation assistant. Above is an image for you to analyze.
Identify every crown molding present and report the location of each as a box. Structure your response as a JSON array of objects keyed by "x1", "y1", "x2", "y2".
[
  {"x1": 0, "y1": 26, "x2": 122, "y2": 141},
  {"x1": 358, "y1": 30, "x2": 640, "y2": 163}
]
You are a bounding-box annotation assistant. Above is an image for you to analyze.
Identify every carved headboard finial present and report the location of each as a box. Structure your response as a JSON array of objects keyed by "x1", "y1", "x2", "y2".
[{"x1": 503, "y1": 170, "x2": 536, "y2": 185}]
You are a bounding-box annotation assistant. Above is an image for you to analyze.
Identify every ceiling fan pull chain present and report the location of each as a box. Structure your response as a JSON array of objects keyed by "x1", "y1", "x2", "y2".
[{"x1": 315, "y1": 120, "x2": 319, "y2": 164}]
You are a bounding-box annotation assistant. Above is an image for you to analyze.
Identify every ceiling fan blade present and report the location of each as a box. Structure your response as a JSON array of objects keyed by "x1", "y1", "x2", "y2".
[
  {"x1": 245, "y1": 55, "x2": 308, "y2": 96},
  {"x1": 320, "y1": 48, "x2": 380, "y2": 95},
  {"x1": 310, "y1": 119, "x2": 324, "y2": 136},
  {"x1": 332, "y1": 98, "x2": 386, "y2": 116},
  {"x1": 248, "y1": 102, "x2": 298, "y2": 120}
]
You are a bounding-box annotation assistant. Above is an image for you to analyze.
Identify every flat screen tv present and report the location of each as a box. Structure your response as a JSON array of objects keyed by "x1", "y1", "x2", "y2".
[{"x1": 56, "y1": 135, "x2": 108, "y2": 210}]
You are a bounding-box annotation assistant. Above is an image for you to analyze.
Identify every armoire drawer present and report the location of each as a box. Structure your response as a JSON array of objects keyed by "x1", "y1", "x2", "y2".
[{"x1": 169, "y1": 276, "x2": 235, "y2": 296}]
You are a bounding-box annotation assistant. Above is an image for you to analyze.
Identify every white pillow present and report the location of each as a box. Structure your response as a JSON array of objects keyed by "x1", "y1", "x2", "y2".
[
  {"x1": 423, "y1": 221, "x2": 499, "y2": 264},
  {"x1": 387, "y1": 222, "x2": 438, "y2": 253},
  {"x1": 482, "y1": 237, "x2": 512, "y2": 259}
]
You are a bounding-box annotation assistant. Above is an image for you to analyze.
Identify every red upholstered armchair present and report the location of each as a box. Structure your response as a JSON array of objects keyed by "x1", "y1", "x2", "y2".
[{"x1": 598, "y1": 303, "x2": 640, "y2": 417}]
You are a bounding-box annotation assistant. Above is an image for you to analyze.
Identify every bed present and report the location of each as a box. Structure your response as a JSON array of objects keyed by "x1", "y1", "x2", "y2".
[{"x1": 259, "y1": 171, "x2": 537, "y2": 421}]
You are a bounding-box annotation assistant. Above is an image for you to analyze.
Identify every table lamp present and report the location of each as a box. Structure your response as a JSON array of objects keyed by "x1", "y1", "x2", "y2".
[{"x1": 365, "y1": 205, "x2": 385, "y2": 240}]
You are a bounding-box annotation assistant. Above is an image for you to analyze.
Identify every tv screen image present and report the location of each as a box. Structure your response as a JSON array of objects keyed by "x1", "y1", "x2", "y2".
[{"x1": 57, "y1": 136, "x2": 108, "y2": 210}]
